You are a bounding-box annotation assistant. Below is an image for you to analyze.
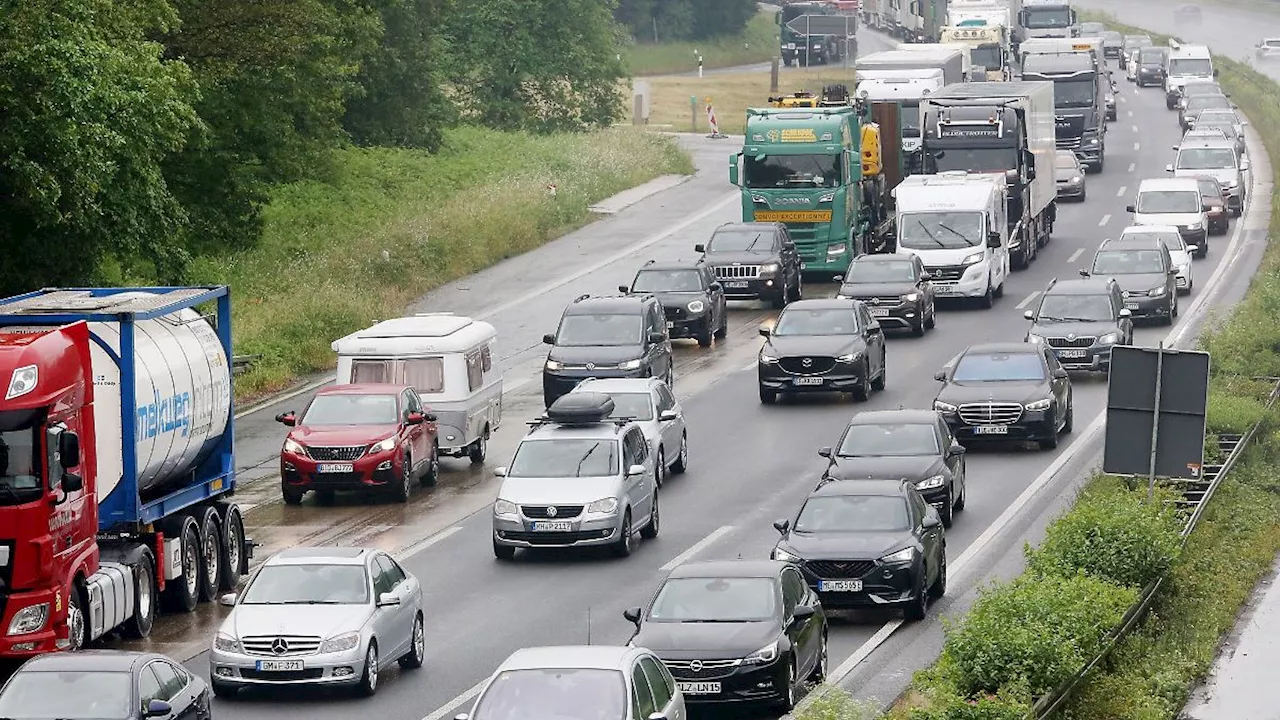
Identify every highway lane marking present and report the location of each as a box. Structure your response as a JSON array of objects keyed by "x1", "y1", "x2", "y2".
[
  {"x1": 1099, "y1": 214, "x2": 1111, "y2": 226},
  {"x1": 420, "y1": 677, "x2": 489, "y2": 720},
  {"x1": 396, "y1": 525, "x2": 464, "y2": 561},
  {"x1": 1117, "y1": 186, "x2": 1127, "y2": 197},
  {"x1": 1128, "y1": 110, "x2": 1135, "y2": 117},
  {"x1": 660, "y1": 525, "x2": 736, "y2": 571},
  {"x1": 1134, "y1": 142, "x2": 1141, "y2": 151},
  {"x1": 1068, "y1": 248, "x2": 1086, "y2": 263},
  {"x1": 1128, "y1": 162, "x2": 1136, "y2": 172},
  {"x1": 1014, "y1": 291, "x2": 1040, "y2": 310},
  {"x1": 1132, "y1": 125, "x2": 1139, "y2": 133}
]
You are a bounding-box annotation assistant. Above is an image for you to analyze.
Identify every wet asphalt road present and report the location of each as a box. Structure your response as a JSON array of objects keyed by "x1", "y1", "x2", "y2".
[{"x1": 77, "y1": 15, "x2": 1277, "y2": 720}]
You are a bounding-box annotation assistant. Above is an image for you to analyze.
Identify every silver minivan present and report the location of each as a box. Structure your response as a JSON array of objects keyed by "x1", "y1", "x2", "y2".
[{"x1": 1167, "y1": 138, "x2": 1249, "y2": 216}]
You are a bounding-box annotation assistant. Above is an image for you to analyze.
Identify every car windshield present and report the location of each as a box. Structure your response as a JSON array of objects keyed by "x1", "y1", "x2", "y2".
[
  {"x1": 1170, "y1": 58, "x2": 1212, "y2": 75},
  {"x1": 1177, "y1": 148, "x2": 1236, "y2": 170},
  {"x1": 952, "y1": 352, "x2": 1046, "y2": 382},
  {"x1": 0, "y1": 670, "x2": 133, "y2": 720},
  {"x1": 1023, "y1": 7, "x2": 1070, "y2": 27},
  {"x1": 242, "y1": 563, "x2": 370, "y2": 604},
  {"x1": 744, "y1": 152, "x2": 843, "y2": 189},
  {"x1": 648, "y1": 577, "x2": 778, "y2": 622},
  {"x1": 1188, "y1": 97, "x2": 1231, "y2": 112},
  {"x1": 971, "y1": 45, "x2": 1002, "y2": 69},
  {"x1": 1055, "y1": 153, "x2": 1079, "y2": 169},
  {"x1": 707, "y1": 229, "x2": 774, "y2": 253},
  {"x1": 1125, "y1": 231, "x2": 1186, "y2": 253},
  {"x1": 898, "y1": 211, "x2": 983, "y2": 250},
  {"x1": 508, "y1": 439, "x2": 619, "y2": 477},
  {"x1": 596, "y1": 392, "x2": 654, "y2": 422},
  {"x1": 1136, "y1": 190, "x2": 1200, "y2": 213},
  {"x1": 899, "y1": 102, "x2": 922, "y2": 136},
  {"x1": 1092, "y1": 249, "x2": 1166, "y2": 274},
  {"x1": 772, "y1": 307, "x2": 859, "y2": 336},
  {"x1": 932, "y1": 147, "x2": 1016, "y2": 175},
  {"x1": 1079, "y1": 23, "x2": 1105, "y2": 35},
  {"x1": 843, "y1": 261, "x2": 915, "y2": 283},
  {"x1": 1196, "y1": 178, "x2": 1224, "y2": 198},
  {"x1": 0, "y1": 410, "x2": 42, "y2": 505},
  {"x1": 838, "y1": 423, "x2": 940, "y2": 456},
  {"x1": 555, "y1": 314, "x2": 642, "y2": 347},
  {"x1": 1051, "y1": 78, "x2": 1096, "y2": 109},
  {"x1": 1196, "y1": 110, "x2": 1236, "y2": 124},
  {"x1": 1103, "y1": 33, "x2": 1122, "y2": 45},
  {"x1": 795, "y1": 495, "x2": 911, "y2": 532},
  {"x1": 303, "y1": 394, "x2": 398, "y2": 426},
  {"x1": 1182, "y1": 84, "x2": 1222, "y2": 97},
  {"x1": 630, "y1": 269, "x2": 702, "y2": 293},
  {"x1": 1036, "y1": 293, "x2": 1115, "y2": 322},
  {"x1": 472, "y1": 669, "x2": 626, "y2": 720}
]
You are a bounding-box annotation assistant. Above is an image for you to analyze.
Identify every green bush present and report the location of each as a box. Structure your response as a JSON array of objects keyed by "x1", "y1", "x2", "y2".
[
  {"x1": 1026, "y1": 484, "x2": 1183, "y2": 589},
  {"x1": 907, "y1": 693, "x2": 1029, "y2": 720},
  {"x1": 1207, "y1": 388, "x2": 1270, "y2": 434},
  {"x1": 794, "y1": 688, "x2": 881, "y2": 720},
  {"x1": 942, "y1": 574, "x2": 1135, "y2": 698}
]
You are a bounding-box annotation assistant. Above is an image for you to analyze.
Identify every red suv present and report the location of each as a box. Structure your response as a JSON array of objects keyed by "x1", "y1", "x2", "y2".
[{"x1": 276, "y1": 384, "x2": 439, "y2": 505}]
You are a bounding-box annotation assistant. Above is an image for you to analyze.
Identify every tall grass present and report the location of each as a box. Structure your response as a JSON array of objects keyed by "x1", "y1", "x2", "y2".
[
  {"x1": 188, "y1": 126, "x2": 692, "y2": 401},
  {"x1": 625, "y1": 10, "x2": 780, "y2": 76}
]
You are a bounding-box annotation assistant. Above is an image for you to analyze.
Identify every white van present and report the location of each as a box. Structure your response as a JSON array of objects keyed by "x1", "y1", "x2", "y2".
[
  {"x1": 1126, "y1": 178, "x2": 1209, "y2": 255},
  {"x1": 332, "y1": 313, "x2": 502, "y2": 463}
]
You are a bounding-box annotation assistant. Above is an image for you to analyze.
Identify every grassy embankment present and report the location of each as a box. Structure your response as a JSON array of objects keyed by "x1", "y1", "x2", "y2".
[
  {"x1": 789, "y1": 18, "x2": 1280, "y2": 720},
  {"x1": 202, "y1": 126, "x2": 692, "y2": 403},
  {"x1": 642, "y1": 65, "x2": 858, "y2": 134},
  {"x1": 625, "y1": 9, "x2": 779, "y2": 77}
]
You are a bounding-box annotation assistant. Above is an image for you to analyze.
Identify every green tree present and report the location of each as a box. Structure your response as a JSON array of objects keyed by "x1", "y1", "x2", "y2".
[
  {"x1": 0, "y1": 0, "x2": 200, "y2": 292},
  {"x1": 344, "y1": 0, "x2": 454, "y2": 150},
  {"x1": 445, "y1": 0, "x2": 626, "y2": 132}
]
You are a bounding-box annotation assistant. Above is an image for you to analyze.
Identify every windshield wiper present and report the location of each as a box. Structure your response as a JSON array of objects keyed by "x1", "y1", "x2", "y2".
[
  {"x1": 745, "y1": 233, "x2": 765, "y2": 252},
  {"x1": 575, "y1": 442, "x2": 603, "y2": 476},
  {"x1": 0, "y1": 483, "x2": 24, "y2": 503},
  {"x1": 936, "y1": 223, "x2": 975, "y2": 245},
  {"x1": 914, "y1": 220, "x2": 946, "y2": 248},
  {"x1": 678, "y1": 619, "x2": 747, "y2": 623}
]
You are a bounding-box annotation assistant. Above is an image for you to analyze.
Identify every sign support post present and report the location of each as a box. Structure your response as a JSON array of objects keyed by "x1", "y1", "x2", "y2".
[{"x1": 1146, "y1": 341, "x2": 1164, "y2": 501}]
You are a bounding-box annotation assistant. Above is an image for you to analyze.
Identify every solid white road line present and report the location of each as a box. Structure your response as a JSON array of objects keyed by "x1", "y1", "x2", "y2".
[
  {"x1": 1015, "y1": 292, "x2": 1040, "y2": 310},
  {"x1": 421, "y1": 678, "x2": 489, "y2": 720},
  {"x1": 1068, "y1": 248, "x2": 1086, "y2": 263},
  {"x1": 396, "y1": 525, "x2": 464, "y2": 561},
  {"x1": 1117, "y1": 186, "x2": 1127, "y2": 197},
  {"x1": 661, "y1": 525, "x2": 736, "y2": 572},
  {"x1": 1099, "y1": 214, "x2": 1111, "y2": 226}
]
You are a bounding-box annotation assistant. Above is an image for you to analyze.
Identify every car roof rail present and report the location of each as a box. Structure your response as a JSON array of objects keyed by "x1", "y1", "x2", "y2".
[
  {"x1": 644, "y1": 259, "x2": 657, "y2": 266},
  {"x1": 572, "y1": 293, "x2": 591, "y2": 303}
]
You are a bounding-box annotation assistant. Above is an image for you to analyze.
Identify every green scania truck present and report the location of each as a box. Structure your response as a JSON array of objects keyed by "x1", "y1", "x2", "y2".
[{"x1": 729, "y1": 96, "x2": 902, "y2": 278}]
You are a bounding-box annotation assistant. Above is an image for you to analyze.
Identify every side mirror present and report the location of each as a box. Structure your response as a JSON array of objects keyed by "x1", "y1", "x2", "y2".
[
  {"x1": 61, "y1": 473, "x2": 84, "y2": 493},
  {"x1": 1187, "y1": 245, "x2": 1199, "y2": 254},
  {"x1": 542, "y1": 333, "x2": 556, "y2": 345},
  {"x1": 1119, "y1": 308, "x2": 1132, "y2": 318},
  {"x1": 145, "y1": 700, "x2": 172, "y2": 718},
  {"x1": 618, "y1": 285, "x2": 630, "y2": 294},
  {"x1": 791, "y1": 605, "x2": 816, "y2": 622},
  {"x1": 658, "y1": 410, "x2": 679, "y2": 422},
  {"x1": 694, "y1": 243, "x2": 706, "y2": 253},
  {"x1": 1168, "y1": 268, "x2": 1178, "y2": 276},
  {"x1": 1165, "y1": 164, "x2": 1174, "y2": 172},
  {"x1": 1053, "y1": 368, "x2": 1069, "y2": 379},
  {"x1": 1125, "y1": 205, "x2": 1136, "y2": 213},
  {"x1": 709, "y1": 282, "x2": 722, "y2": 291},
  {"x1": 866, "y1": 323, "x2": 882, "y2": 336},
  {"x1": 921, "y1": 272, "x2": 932, "y2": 281},
  {"x1": 773, "y1": 519, "x2": 791, "y2": 535},
  {"x1": 729, "y1": 153, "x2": 742, "y2": 186},
  {"x1": 377, "y1": 592, "x2": 401, "y2": 607},
  {"x1": 1213, "y1": 68, "x2": 1219, "y2": 77},
  {"x1": 934, "y1": 370, "x2": 947, "y2": 382},
  {"x1": 783, "y1": 241, "x2": 796, "y2": 250},
  {"x1": 628, "y1": 464, "x2": 646, "y2": 476},
  {"x1": 624, "y1": 606, "x2": 643, "y2": 626},
  {"x1": 648, "y1": 713, "x2": 669, "y2": 720},
  {"x1": 948, "y1": 443, "x2": 966, "y2": 457},
  {"x1": 275, "y1": 412, "x2": 297, "y2": 427},
  {"x1": 1024, "y1": 309, "x2": 1034, "y2": 320},
  {"x1": 817, "y1": 446, "x2": 833, "y2": 458},
  {"x1": 922, "y1": 514, "x2": 942, "y2": 529},
  {"x1": 493, "y1": 466, "x2": 508, "y2": 477},
  {"x1": 1079, "y1": 268, "x2": 1090, "y2": 277},
  {"x1": 758, "y1": 326, "x2": 771, "y2": 338},
  {"x1": 218, "y1": 593, "x2": 237, "y2": 607},
  {"x1": 1242, "y1": 160, "x2": 1251, "y2": 171},
  {"x1": 986, "y1": 231, "x2": 1001, "y2": 248},
  {"x1": 405, "y1": 411, "x2": 425, "y2": 425},
  {"x1": 424, "y1": 413, "x2": 438, "y2": 422},
  {"x1": 58, "y1": 431, "x2": 81, "y2": 469},
  {"x1": 648, "y1": 331, "x2": 666, "y2": 344}
]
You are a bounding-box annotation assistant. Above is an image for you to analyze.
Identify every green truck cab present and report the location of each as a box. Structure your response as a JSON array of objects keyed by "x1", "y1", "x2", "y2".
[{"x1": 729, "y1": 104, "x2": 899, "y2": 278}]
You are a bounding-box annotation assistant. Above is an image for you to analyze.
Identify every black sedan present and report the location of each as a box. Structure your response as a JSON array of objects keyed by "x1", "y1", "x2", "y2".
[
  {"x1": 621, "y1": 260, "x2": 728, "y2": 347},
  {"x1": 757, "y1": 298, "x2": 887, "y2": 404},
  {"x1": 835, "y1": 254, "x2": 936, "y2": 335},
  {"x1": 0, "y1": 650, "x2": 211, "y2": 720},
  {"x1": 932, "y1": 342, "x2": 1074, "y2": 450},
  {"x1": 817, "y1": 409, "x2": 966, "y2": 526},
  {"x1": 770, "y1": 479, "x2": 945, "y2": 621},
  {"x1": 624, "y1": 560, "x2": 827, "y2": 712}
]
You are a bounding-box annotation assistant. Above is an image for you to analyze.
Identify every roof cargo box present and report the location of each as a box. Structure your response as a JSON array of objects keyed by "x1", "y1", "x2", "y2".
[{"x1": 546, "y1": 392, "x2": 616, "y2": 425}]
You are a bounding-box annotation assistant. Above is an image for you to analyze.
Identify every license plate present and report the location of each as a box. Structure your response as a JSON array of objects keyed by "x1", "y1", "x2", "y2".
[
  {"x1": 256, "y1": 660, "x2": 303, "y2": 672},
  {"x1": 973, "y1": 425, "x2": 1009, "y2": 435},
  {"x1": 317, "y1": 463, "x2": 354, "y2": 473},
  {"x1": 531, "y1": 521, "x2": 573, "y2": 532},
  {"x1": 1125, "y1": 302, "x2": 1139, "y2": 309},
  {"x1": 793, "y1": 377, "x2": 824, "y2": 386},
  {"x1": 666, "y1": 321, "x2": 674, "y2": 329},
  {"x1": 869, "y1": 308, "x2": 890, "y2": 317},
  {"x1": 1057, "y1": 349, "x2": 1087, "y2": 359},
  {"x1": 819, "y1": 579, "x2": 862, "y2": 592},
  {"x1": 935, "y1": 285, "x2": 958, "y2": 294},
  {"x1": 677, "y1": 682, "x2": 722, "y2": 695},
  {"x1": 726, "y1": 281, "x2": 749, "y2": 289}
]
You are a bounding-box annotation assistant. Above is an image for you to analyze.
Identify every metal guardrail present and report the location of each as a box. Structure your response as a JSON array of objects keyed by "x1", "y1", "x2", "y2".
[
  {"x1": 231, "y1": 354, "x2": 257, "y2": 376},
  {"x1": 1026, "y1": 378, "x2": 1280, "y2": 719}
]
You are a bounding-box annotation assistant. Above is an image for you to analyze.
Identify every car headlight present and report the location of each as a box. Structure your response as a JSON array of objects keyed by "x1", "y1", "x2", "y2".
[
  {"x1": 819, "y1": 191, "x2": 836, "y2": 203},
  {"x1": 1184, "y1": 222, "x2": 1201, "y2": 230},
  {"x1": 494, "y1": 499, "x2": 519, "y2": 518},
  {"x1": 587, "y1": 497, "x2": 619, "y2": 514},
  {"x1": 961, "y1": 251, "x2": 985, "y2": 265},
  {"x1": 879, "y1": 548, "x2": 916, "y2": 564},
  {"x1": 687, "y1": 300, "x2": 705, "y2": 313},
  {"x1": 283, "y1": 438, "x2": 306, "y2": 455},
  {"x1": 917, "y1": 475, "x2": 945, "y2": 490},
  {"x1": 371, "y1": 436, "x2": 397, "y2": 453},
  {"x1": 759, "y1": 352, "x2": 779, "y2": 364},
  {"x1": 836, "y1": 351, "x2": 862, "y2": 363},
  {"x1": 214, "y1": 633, "x2": 242, "y2": 653},
  {"x1": 1070, "y1": 176, "x2": 1082, "y2": 184},
  {"x1": 1107, "y1": 94, "x2": 1115, "y2": 103},
  {"x1": 1087, "y1": 137, "x2": 1099, "y2": 145},
  {"x1": 1098, "y1": 332, "x2": 1120, "y2": 344},
  {"x1": 7, "y1": 603, "x2": 48, "y2": 636},
  {"x1": 1024, "y1": 398, "x2": 1052, "y2": 411},
  {"x1": 827, "y1": 243, "x2": 846, "y2": 256},
  {"x1": 771, "y1": 546, "x2": 800, "y2": 563},
  {"x1": 545, "y1": 359, "x2": 564, "y2": 371},
  {"x1": 933, "y1": 400, "x2": 957, "y2": 413},
  {"x1": 1148, "y1": 286, "x2": 1167, "y2": 297},
  {"x1": 1223, "y1": 179, "x2": 1238, "y2": 188},
  {"x1": 901, "y1": 291, "x2": 920, "y2": 302},
  {"x1": 744, "y1": 641, "x2": 780, "y2": 665},
  {"x1": 1027, "y1": 334, "x2": 1044, "y2": 344},
  {"x1": 319, "y1": 631, "x2": 361, "y2": 654},
  {"x1": 619, "y1": 359, "x2": 643, "y2": 371},
  {"x1": 759, "y1": 262, "x2": 780, "y2": 275}
]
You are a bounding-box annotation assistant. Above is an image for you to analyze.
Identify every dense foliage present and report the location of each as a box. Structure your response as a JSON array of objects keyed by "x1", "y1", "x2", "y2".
[
  {"x1": 0, "y1": 0, "x2": 628, "y2": 294},
  {"x1": 614, "y1": 0, "x2": 759, "y2": 43}
]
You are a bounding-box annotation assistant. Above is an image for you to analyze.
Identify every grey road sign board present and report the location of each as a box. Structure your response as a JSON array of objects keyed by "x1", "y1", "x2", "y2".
[
  {"x1": 1103, "y1": 345, "x2": 1210, "y2": 480},
  {"x1": 787, "y1": 15, "x2": 857, "y2": 37}
]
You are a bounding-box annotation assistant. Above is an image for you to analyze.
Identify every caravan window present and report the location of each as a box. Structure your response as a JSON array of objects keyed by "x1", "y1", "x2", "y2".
[
  {"x1": 481, "y1": 345, "x2": 493, "y2": 372},
  {"x1": 351, "y1": 360, "x2": 390, "y2": 384},
  {"x1": 466, "y1": 351, "x2": 484, "y2": 392},
  {"x1": 403, "y1": 358, "x2": 445, "y2": 395}
]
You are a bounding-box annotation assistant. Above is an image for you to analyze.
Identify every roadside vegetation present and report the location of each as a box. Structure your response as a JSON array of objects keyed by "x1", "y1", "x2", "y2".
[
  {"x1": 795, "y1": 17, "x2": 1280, "y2": 720},
  {"x1": 625, "y1": 9, "x2": 779, "y2": 76},
  {"x1": 645, "y1": 65, "x2": 858, "y2": 133}
]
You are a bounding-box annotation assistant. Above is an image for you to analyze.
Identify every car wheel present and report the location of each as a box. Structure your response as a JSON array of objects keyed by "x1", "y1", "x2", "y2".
[
  {"x1": 611, "y1": 510, "x2": 634, "y2": 558},
  {"x1": 954, "y1": 474, "x2": 966, "y2": 511},
  {"x1": 1039, "y1": 423, "x2": 1060, "y2": 450},
  {"x1": 392, "y1": 453, "x2": 412, "y2": 503},
  {"x1": 792, "y1": 272, "x2": 804, "y2": 302},
  {"x1": 759, "y1": 386, "x2": 778, "y2": 404},
  {"x1": 357, "y1": 642, "x2": 379, "y2": 697},
  {"x1": 772, "y1": 286, "x2": 789, "y2": 309},
  {"x1": 697, "y1": 319, "x2": 713, "y2": 348},
  {"x1": 671, "y1": 432, "x2": 689, "y2": 474},
  {"x1": 493, "y1": 541, "x2": 516, "y2": 561},
  {"x1": 1062, "y1": 399, "x2": 1074, "y2": 434},
  {"x1": 924, "y1": 303, "x2": 936, "y2": 330},
  {"x1": 939, "y1": 493, "x2": 954, "y2": 528},
  {"x1": 871, "y1": 351, "x2": 887, "y2": 392},
  {"x1": 912, "y1": 316, "x2": 926, "y2": 336},
  {"x1": 904, "y1": 577, "x2": 929, "y2": 621},
  {"x1": 852, "y1": 361, "x2": 871, "y2": 402},
  {"x1": 66, "y1": 582, "x2": 87, "y2": 651},
  {"x1": 929, "y1": 553, "x2": 948, "y2": 600},
  {"x1": 282, "y1": 484, "x2": 304, "y2": 505},
  {"x1": 714, "y1": 309, "x2": 728, "y2": 339},
  {"x1": 775, "y1": 660, "x2": 798, "y2": 712},
  {"x1": 399, "y1": 613, "x2": 426, "y2": 669},
  {"x1": 655, "y1": 448, "x2": 665, "y2": 488},
  {"x1": 978, "y1": 281, "x2": 994, "y2": 309},
  {"x1": 809, "y1": 632, "x2": 829, "y2": 682},
  {"x1": 469, "y1": 430, "x2": 488, "y2": 464},
  {"x1": 1079, "y1": 188, "x2": 1087, "y2": 202},
  {"x1": 640, "y1": 494, "x2": 660, "y2": 539}
]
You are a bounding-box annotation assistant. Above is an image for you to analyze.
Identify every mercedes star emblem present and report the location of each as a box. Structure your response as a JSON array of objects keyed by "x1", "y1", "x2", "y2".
[
  {"x1": 546, "y1": 506, "x2": 558, "y2": 517},
  {"x1": 585, "y1": 362, "x2": 596, "y2": 370},
  {"x1": 690, "y1": 660, "x2": 704, "y2": 672},
  {"x1": 271, "y1": 637, "x2": 290, "y2": 655}
]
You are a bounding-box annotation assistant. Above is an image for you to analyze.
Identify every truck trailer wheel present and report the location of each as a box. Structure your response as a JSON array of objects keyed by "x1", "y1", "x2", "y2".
[
  {"x1": 121, "y1": 546, "x2": 158, "y2": 639},
  {"x1": 161, "y1": 516, "x2": 204, "y2": 613},
  {"x1": 217, "y1": 503, "x2": 246, "y2": 591},
  {"x1": 194, "y1": 506, "x2": 224, "y2": 603},
  {"x1": 66, "y1": 580, "x2": 88, "y2": 651}
]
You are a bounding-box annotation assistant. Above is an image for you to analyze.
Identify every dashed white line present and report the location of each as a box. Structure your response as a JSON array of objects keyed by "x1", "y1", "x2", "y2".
[
  {"x1": 1132, "y1": 124, "x2": 1139, "y2": 133},
  {"x1": 1068, "y1": 248, "x2": 1086, "y2": 263},
  {"x1": 1134, "y1": 142, "x2": 1141, "y2": 151},
  {"x1": 1127, "y1": 109, "x2": 1134, "y2": 118},
  {"x1": 1014, "y1": 291, "x2": 1041, "y2": 310},
  {"x1": 1117, "y1": 186, "x2": 1127, "y2": 197},
  {"x1": 1099, "y1": 213, "x2": 1112, "y2": 226},
  {"x1": 660, "y1": 525, "x2": 736, "y2": 572},
  {"x1": 1127, "y1": 162, "x2": 1136, "y2": 172}
]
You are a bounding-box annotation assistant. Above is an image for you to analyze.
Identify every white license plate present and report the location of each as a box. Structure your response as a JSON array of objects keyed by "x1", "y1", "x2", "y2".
[
  {"x1": 256, "y1": 660, "x2": 303, "y2": 672},
  {"x1": 1125, "y1": 302, "x2": 1139, "y2": 310},
  {"x1": 869, "y1": 308, "x2": 891, "y2": 317},
  {"x1": 666, "y1": 321, "x2": 674, "y2": 329},
  {"x1": 678, "y1": 682, "x2": 722, "y2": 695},
  {"x1": 793, "y1": 377, "x2": 824, "y2": 386},
  {"x1": 819, "y1": 579, "x2": 862, "y2": 592},
  {"x1": 973, "y1": 425, "x2": 1009, "y2": 435},
  {"x1": 1057, "y1": 349, "x2": 1088, "y2": 359},
  {"x1": 317, "y1": 463, "x2": 354, "y2": 473},
  {"x1": 531, "y1": 521, "x2": 573, "y2": 532},
  {"x1": 726, "y1": 281, "x2": 749, "y2": 289},
  {"x1": 935, "y1": 285, "x2": 958, "y2": 294}
]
